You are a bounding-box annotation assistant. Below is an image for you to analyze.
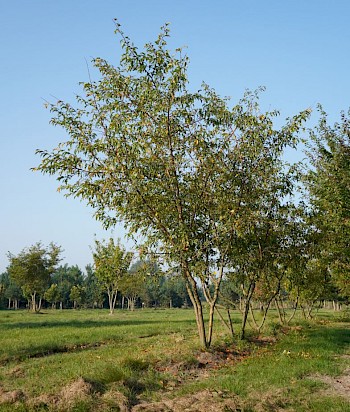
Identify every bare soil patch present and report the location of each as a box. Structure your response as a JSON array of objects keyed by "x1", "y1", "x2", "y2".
[
  {"x1": 0, "y1": 386, "x2": 25, "y2": 405},
  {"x1": 26, "y1": 378, "x2": 128, "y2": 411},
  {"x1": 312, "y1": 367, "x2": 350, "y2": 400},
  {"x1": 131, "y1": 389, "x2": 240, "y2": 412}
]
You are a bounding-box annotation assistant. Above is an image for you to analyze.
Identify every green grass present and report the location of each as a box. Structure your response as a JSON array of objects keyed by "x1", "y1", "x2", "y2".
[{"x1": 0, "y1": 308, "x2": 349, "y2": 411}]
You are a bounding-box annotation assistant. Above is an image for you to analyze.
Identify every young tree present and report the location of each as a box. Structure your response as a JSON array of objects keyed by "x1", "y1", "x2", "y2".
[
  {"x1": 70, "y1": 285, "x2": 86, "y2": 309},
  {"x1": 7, "y1": 243, "x2": 62, "y2": 312},
  {"x1": 119, "y1": 271, "x2": 145, "y2": 311},
  {"x1": 128, "y1": 259, "x2": 161, "y2": 307},
  {"x1": 44, "y1": 283, "x2": 61, "y2": 309},
  {"x1": 34, "y1": 23, "x2": 310, "y2": 346},
  {"x1": 93, "y1": 238, "x2": 133, "y2": 314}
]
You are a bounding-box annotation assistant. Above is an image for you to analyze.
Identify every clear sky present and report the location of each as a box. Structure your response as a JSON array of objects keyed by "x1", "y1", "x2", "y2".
[{"x1": 1, "y1": 0, "x2": 349, "y2": 273}]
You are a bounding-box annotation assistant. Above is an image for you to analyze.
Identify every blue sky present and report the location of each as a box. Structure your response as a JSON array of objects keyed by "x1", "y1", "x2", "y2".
[{"x1": 1, "y1": 0, "x2": 349, "y2": 273}]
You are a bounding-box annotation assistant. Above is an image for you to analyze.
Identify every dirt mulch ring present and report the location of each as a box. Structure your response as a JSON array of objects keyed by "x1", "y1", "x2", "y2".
[
  {"x1": 1, "y1": 379, "x2": 240, "y2": 411},
  {"x1": 131, "y1": 390, "x2": 240, "y2": 412},
  {"x1": 0, "y1": 387, "x2": 25, "y2": 405}
]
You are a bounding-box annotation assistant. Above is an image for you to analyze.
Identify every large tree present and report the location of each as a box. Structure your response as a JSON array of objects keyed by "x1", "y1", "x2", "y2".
[
  {"x1": 7, "y1": 243, "x2": 62, "y2": 312},
  {"x1": 35, "y1": 23, "x2": 309, "y2": 346}
]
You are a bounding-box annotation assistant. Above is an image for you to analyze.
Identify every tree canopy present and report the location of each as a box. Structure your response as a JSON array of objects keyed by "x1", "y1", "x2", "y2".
[
  {"x1": 35, "y1": 22, "x2": 311, "y2": 346},
  {"x1": 93, "y1": 238, "x2": 133, "y2": 314},
  {"x1": 306, "y1": 107, "x2": 350, "y2": 297},
  {"x1": 7, "y1": 243, "x2": 62, "y2": 312}
]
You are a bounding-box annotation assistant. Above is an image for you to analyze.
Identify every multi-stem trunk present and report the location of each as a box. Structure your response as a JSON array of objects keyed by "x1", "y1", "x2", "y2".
[
  {"x1": 184, "y1": 261, "x2": 224, "y2": 348},
  {"x1": 184, "y1": 267, "x2": 208, "y2": 348},
  {"x1": 286, "y1": 296, "x2": 299, "y2": 324},
  {"x1": 249, "y1": 282, "x2": 282, "y2": 333},
  {"x1": 240, "y1": 280, "x2": 255, "y2": 340},
  {"x1": 31, "y1": 292, "x2": 37, "y2": 312},
  {"x1": 107, "y1": 287, "x2": 118, "y2": 315},
  {"x1": 202, "y1": 263, "x2": 224, "y2": 348}
]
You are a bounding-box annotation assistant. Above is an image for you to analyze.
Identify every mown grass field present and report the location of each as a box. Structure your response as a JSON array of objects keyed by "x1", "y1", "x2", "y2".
[{"x1": 0, "y1": 308, "x2": 349, "y2": 411}]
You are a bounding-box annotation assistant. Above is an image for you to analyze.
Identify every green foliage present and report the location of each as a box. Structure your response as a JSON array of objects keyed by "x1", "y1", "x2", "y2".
[
  {"x1": 34, "y1": 22, "x2": 310, "y2": 345},
  {"x1": 84, "y1": 264, "x2": 104, "y2": 308},
  {"x1": 51, "y1": 264, "x2": 84, "y2": 308},
  {"x1": 306, "y1": 107, "x2": 350, "y2": 298},
  {"x1": 0, "y1": 271, "x2": 22, "y2": 309},
  {"x1": 93, "y1": 238, "x2": 132, "y2": 313},
  {"x1": 44, "y1": 283, "x2": 60, "y2": 307},
  {"x1": 120, "y1": 260, "x2": 151, "y2": 310},
  {"x1": 70, "y1": 285, "x2": 86, "y2": 308},
  {"x1": 7, "y1": 242, "x2": 62, "y2": 312}
]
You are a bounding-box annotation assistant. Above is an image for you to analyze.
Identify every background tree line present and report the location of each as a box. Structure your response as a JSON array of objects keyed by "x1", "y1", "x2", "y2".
[{"x1": 0, "y1": 243, "x2": 192, "y2": 311}]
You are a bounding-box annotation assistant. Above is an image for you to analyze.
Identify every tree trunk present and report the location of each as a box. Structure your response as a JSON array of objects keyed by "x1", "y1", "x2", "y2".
[
  {"x1": 240, "y1": 281, "x2": 255, "y2": 340},
  {"x1": 215, "y1": 306, "x2": 234, "y2": 338},
  {"x1": 287, "y1": 296, "x2": 299, "y2": 324},
  {"x1": 240, "y1": 301, "x2": 250, "y2": 340},
  {"x1": 207, "y1": 303, "x2": 215, "y2": 347},
  {"x1": 31, "y1": 292, "x2": 37, "y2": 312},
  {"x1": 185, "y1": 278, "x2": 207, "y2": 348},
  {"x1": 107, "y1": 289, "x2": 117, "y2": 315}
]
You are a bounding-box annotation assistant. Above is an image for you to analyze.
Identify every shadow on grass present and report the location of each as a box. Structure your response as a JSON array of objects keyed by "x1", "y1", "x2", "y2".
[
  {"x1": 94, "y1": 357, "x2": 162, "y2": 408},
  {"x1": 298, "y1": 324, "x2": 350, "y2": 353},
  {"x1": 0, "y1": 317, "x2": 194, "y2": 331},
  {"x1": 0, "y1": 317, "x2": 195, "y2": 364}
]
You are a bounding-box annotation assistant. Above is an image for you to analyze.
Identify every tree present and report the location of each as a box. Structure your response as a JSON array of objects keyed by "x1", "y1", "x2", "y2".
[
  {"x1": 120, "y1": 271, "x2": 145, "y2": 311},
  {"x1": 34, "y1": 22, "x2": 310, "y2": 346},
  {"x1": 51, "y1": 264, "x2": 84, "y2": 309},
  {"x1": 306, "y1": 107, "x2": 350, "y2": 298},
  {"x1": 44, "y1": 284, "x2": 61, "y2": 309},
  {"x1": 70, "y1": 285, "x2": 86, "y2": 309},
  {"x1": 0, "y1": 271, "x2": 23, "y2": 309},
  {"x1": 92, "y1": 238, "x2": 132, "y2": 314},
  {"x1": 7, "y1": 243, "x2": 62, "y2": 312},
  {"x1": 84, "y1": 264, "x2": 104, "y2": 308}
]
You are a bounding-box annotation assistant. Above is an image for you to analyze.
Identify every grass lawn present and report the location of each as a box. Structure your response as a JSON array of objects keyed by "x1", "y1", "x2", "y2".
[{"x1": 0, "y1": 307, "x2": 349, "y2": 411}]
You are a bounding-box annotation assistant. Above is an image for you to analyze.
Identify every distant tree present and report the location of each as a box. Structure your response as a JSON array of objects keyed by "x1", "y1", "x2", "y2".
[
  {"x1": 158, "y1": 274, "x2": 191, "y2": 308},
  {"x1": 0, "y1": 272, "x2": 23, "y2": 309},
  {"x1": 84, "y1": 264, "x2": 104, "y2": 308},
  {"x1": 51, "y1": 264, "x2": 84, "y2": 308},
  {"x1": 120, "y1": 271, "x2": 145, "y2": 311},
  {"x1": 7, "y1": 243, "x2": 62, "y2": 312},
  {"x1": 93, "y1": 238, "x2": 133, "y2": 314},
  {"x1": 5, "y1": 279, "x2": 23, "y2": 310},
  {"x1": 128, "y1": 259, "x2": 160, "y2": 307},
  {"x1": 70, "y1": 285, "x2": 86, "y2": 309},
  {"x1": 44, "y1": 284, "x2": 61, "y2": 309},
  {"x1": 0, "y1": 274, "x2": 5, "y2": 309}
]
